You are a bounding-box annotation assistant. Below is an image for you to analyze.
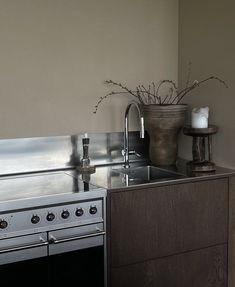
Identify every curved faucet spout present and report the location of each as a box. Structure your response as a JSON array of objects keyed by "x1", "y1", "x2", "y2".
[{"x1": 123, "y1": 101, "x2": 145, "y2": 168}]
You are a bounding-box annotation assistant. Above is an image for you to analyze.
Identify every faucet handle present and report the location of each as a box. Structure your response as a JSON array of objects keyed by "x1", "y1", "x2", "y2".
[
  {"x1": 129, "y1": 150, "x2": 142, "y2": 158},
  {"x1": 122, "y1": 149, "x2": 142, "y2": 158},
  {"x1": 133, "y1": 151, "x2": 142, "y2": 158}
]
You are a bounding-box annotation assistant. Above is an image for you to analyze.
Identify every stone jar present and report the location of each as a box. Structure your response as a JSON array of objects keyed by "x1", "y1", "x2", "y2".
[{"x1": 143, "y1": 104, "x2": 188, "y2": 166}]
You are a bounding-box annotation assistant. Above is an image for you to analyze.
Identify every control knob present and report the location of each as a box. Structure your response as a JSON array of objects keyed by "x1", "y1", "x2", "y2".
[
  {"x1": 89, "y1": 206, "x2": 98, "y2": 215},
  {"x1": 61, "y1": 210, "x2": 70, "y2": 219},
  {"x1": 0, "y1": 219, "x2": 8, "y2": 229},
  {"x1": 31, "y1": 215, "x2": 40, "y2": 224},
  {"x1": 46, "y1": 212, "x2": 55, "y2": 222},
  {"x1": 75, "y1": 208, "x2": 84, "y2": 217}
]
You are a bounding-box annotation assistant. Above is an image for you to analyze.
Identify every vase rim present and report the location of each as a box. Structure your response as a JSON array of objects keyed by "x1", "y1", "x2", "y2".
[
  {"x1": 142, "y1": 103, "x2": 188, "y2": 107},
  {"x1": 143, "y1": 104, "x2": 188, "y2": 111}
]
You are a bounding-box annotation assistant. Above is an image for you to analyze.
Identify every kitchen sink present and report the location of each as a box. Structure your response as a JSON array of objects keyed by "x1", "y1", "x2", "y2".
[{"x1": 112, "y1": 165, "x2": 185, "y2": 183}]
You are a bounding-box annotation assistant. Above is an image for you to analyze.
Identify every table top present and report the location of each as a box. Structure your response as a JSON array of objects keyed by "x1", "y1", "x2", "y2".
[{"x1": 183, "y1": 125, "x2": 218, "y2": 136}]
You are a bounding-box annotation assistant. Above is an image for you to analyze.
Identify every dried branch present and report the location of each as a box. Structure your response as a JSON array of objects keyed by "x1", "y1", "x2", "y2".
[
  {"x1": 136, "y1": 86, "x2": 141, "y2": 103},
  {"x1": 93, "y1": 91, "x2": 134, "y2": 114},
  {"x1": 141, "y1": 85, "x2": 152, "y2": 104},
  {"x1": 161, "y1": 95, "x2": 169, "y2": 105},
  {"x1": 152, "y1": 82, "x2": 156, "y2": 103},
  {"x1": 156, "y1": 80, "x2": 178, "y2": 104},
  {"x1": 166, "y1": 87, "x2": 174, "y2": 104},
  {"x1": 185, "y1": 61, "x2": 192, "y2": 88},
  {"x1": 175, "y1": 76, "x2": 228, "y2": 104},
  {"x1": 105, "y1": 80, "x2": 139, "y2": 99},
  {"x1": 138, "y1": 85, "x2": 148, "y2": 104},
  {"x1": 93, "y1": 72, "x2": 228, "y2": 113},
  {"x1": 156, "y1": 80, "x2": 178, "y2": 95}
]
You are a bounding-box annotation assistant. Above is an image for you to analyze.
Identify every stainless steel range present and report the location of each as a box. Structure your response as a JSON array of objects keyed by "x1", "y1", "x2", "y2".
[
  {"x1": 0, "y1": 131, "x2": 147, "y2": 287},
  {"x1": 0, "y1": 171, "x2": 106, "y2": 287}
]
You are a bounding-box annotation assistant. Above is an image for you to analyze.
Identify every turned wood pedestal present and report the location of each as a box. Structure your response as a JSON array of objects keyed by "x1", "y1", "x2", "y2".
[{"x1": 183, "y1": 125, "x2": 218, "y2": 172}]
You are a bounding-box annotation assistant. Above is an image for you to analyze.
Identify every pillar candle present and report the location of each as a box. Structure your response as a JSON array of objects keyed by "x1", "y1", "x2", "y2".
[{"x1": 191, "y1": 107, "x2": 209, "y2": 128}]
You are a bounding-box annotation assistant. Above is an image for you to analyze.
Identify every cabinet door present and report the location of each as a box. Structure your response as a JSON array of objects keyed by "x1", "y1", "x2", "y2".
[
  {"x1": 111, "y1": 244, "x2": 227, "y2": 287},
  {"x1": 109, "y1": 179, "x2": 228, "y2": 267}
]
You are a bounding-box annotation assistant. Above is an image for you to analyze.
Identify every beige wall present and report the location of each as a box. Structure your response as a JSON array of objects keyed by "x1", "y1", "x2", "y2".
[
  {"x1": 178, "y1": 0, "x2": 235, "y2": 168},
  {"x1": 0, "y1": 0, "x2": 178, "y2": 139}
]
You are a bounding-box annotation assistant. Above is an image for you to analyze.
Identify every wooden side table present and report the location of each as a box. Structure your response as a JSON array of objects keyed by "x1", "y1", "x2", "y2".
[{"x1": 183, "y1": 125, "x2": 218, "y2": 172}]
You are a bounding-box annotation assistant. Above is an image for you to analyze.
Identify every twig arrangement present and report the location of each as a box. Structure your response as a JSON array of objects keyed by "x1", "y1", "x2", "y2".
[{"x1": 93, "y1": 66, "x2": 228, "y2": 114}]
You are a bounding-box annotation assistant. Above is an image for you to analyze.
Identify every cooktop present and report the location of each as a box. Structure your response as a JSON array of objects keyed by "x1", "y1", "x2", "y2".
[{"x1": 0, "y1": 171, "x2": 99, "y2": 203}]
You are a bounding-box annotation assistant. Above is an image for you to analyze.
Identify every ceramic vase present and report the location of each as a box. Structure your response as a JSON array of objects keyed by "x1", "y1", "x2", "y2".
[{"x1": 143, "y1": 104, "x2": 188, "y2": 166}]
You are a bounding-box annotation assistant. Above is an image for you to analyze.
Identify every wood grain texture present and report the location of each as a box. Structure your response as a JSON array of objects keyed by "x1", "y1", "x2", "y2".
[
  {"x1": 192, "y1": 136, "x2": 206, "y2": 162},
  {"x1": 109, "y1": 179, "x2": 228, "y2": 267},
  {"x1": 111, "y1": 244, "x2": 227, "y2": 287},
  {"x1": 228, "y1": 176, "x2": 235, "y2": 287}
]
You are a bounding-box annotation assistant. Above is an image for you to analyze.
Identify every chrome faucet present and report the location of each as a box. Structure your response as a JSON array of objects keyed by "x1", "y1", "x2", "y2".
[{"x1": 122, "y1": 101, "x2": 145, "y2": 168}]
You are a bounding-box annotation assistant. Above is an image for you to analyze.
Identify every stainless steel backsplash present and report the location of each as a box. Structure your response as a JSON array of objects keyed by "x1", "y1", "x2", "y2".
[{"x1": 0, "y1": 132, "x2": 149, "y2": 176}]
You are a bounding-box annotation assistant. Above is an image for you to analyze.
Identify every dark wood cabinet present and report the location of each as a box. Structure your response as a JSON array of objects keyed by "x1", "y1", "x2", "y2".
[
  {"x1": 111, "y1": 245, "x2": 227, "y2": 287},
  {"x1": 107, "y1": 178, "x2": 230, "y2": 287}
]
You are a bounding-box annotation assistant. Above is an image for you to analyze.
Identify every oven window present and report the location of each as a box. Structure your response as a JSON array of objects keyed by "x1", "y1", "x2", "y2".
[
  {"x1": 0, "y1": 246, "x2": 104, "y2": 287},
  {"x1": 49, "y1": 246, "x2": 104, "y2": 287},
  {"x1": 0, "y1": 257, "x2": 49, "y2": 287}
]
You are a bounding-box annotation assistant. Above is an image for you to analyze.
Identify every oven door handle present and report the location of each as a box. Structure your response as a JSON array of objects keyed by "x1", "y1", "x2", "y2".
[
  {"x1": 49, "y1": 230, "x2": 105, "y2": 244},
  {"x1": 0, "y1": 237, "x2": 49, "y2": 254}
]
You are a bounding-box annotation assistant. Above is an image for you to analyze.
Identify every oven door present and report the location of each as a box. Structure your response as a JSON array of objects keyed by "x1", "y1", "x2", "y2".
[
  {"x1": 0, "y1": 233, "x2": 49, "y2": 287},
  {"x1": 48, "y1": 223, "x2": 105, "y2": 287},
  {"x1": 48, "y1": 223, "x2": 105, "y2": 255}
]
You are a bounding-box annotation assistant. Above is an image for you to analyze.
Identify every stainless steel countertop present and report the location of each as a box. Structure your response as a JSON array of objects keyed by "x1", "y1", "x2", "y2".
[
  {"x1": 0, "y1": 170, "x2": 106, "y2": 212},
  {"x1": 74, "y1": 159, "x2": 235, "y2": 190},
  {"x1": 0, "y1": 172, "x2": 76, "y2": 202},
  {"x1": 0, "y1": 158, "x2": 234, "y2": 211}
]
